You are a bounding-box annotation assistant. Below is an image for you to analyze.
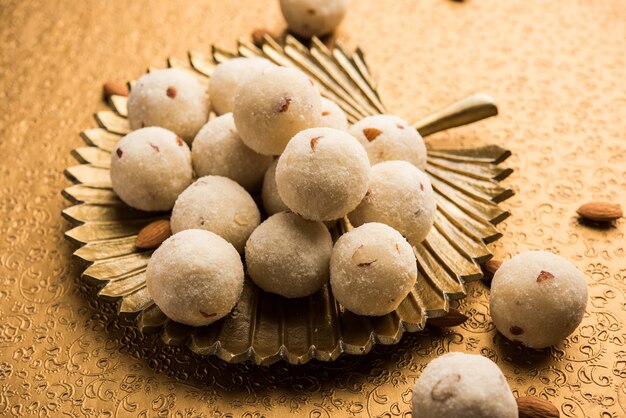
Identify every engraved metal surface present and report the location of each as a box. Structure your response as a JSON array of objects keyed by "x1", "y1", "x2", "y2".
[
  {"x1": 62, "y1": 36, "x2": 513, "y2": 366},
  {"x1": 2, "y1": 0, "x2": 625, "y2": 416}
]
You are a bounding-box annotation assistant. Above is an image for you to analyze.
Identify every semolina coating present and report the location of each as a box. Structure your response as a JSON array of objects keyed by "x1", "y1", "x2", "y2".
[
  {"x1": 279, "y1": 0, "x2": 349, "y2": 38},
  {"x1": 275, "y1": 127, "x2": 370, "y2": 221},
  {"x1": 233, "y1": 66, "x2": 322, "y2": 156},
  {"x1": 330, "y1": 222, "x2": 417, "y2": 316},
  {"x1": 170, "y1": 176, "x2": 261, "y2": 253},
  {"x1": 245, "y1": 212, "x2": 333, "y2": 298},
  {"x1": 261, "y1": 159, "x2": 290, "y2": 216},
  {"x1": 192, "y1": 113, "x2": 273, "y2": 192},
  {"x1": 349, "y1": 160, "x2": 436, "y2": 245},
  {"x1": 489, "y1": 251, "x2": 588, "y2": 349},
  {"x1": 411, "y1": 352, "x2": 517, "y2": 418},
  {"x1": 146, "y1": 229, "x2": 244, "y2": 327},
  {"x1": 349, "y1": 114, "x2": 427, "y2": 169},
  {"x1": 319, "y1": 98, "x2": 349, "y2": 130},
  {"x1": 209, "y1": 57, "x2": 275, "y2": 115},
  {"x1": 127, "y1": 69, "x2": 209, "y2": 144},
  {"x1": 110, "y1": 127, "x2": 192, "y2": 212}
]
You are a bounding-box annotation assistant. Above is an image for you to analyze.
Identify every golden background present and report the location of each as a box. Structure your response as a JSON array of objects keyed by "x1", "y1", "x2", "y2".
[{"x1": 1, "y1": 0, "x2": 625, "y2": 416}]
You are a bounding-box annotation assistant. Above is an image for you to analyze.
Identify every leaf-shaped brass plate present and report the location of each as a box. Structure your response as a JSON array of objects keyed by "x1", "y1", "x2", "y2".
[{"x1": 63, "y1": 36, "x2": 513, "y2": 365}]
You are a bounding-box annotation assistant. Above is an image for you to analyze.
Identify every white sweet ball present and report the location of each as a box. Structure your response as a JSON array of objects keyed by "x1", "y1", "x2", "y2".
[
  {"x1": 127, "y1": 69, "x2": 209, "y2": 144},
  {"x1": 192, "y1": 113, "x2": 273, "y2": 192},
  {"x1": 412, "y1": 352, "x2": 517, "y2": 418},
  {"x1": 233, "y1": 66, "x2": 322, "y2": 156},
  {"x1": 276, "y1": 127, "x2": 370, "y2": 221},
  {"x1": 146, "y1": 229, "x2": 244, "y2": 327},
  {"x1": 261, "y1": 159, "x2": 289, "y2": 216},
  {"x1": 319, "y1": 97, "x2": 349, "y2": 130},
  {"x1": 349, "y1": 160, "x2": 436, "y2": 245},
  {"x1": 489, "y1": 251, "x2": 588, "y2": 349},
  {"x1": 349, "y1": 114, "x2": 427, "y2": 169},
  {"x1": 330, "y1": 222, "x2": 417, "y2": 316},
  {"x1": 170, "y1": 176, "x2": 261, "y2": 253},
  {"x1": 261, "y1": 160, "x2": 337, "y2": 229},
  {"x1": 209, "y1": 57, "x2": 275, "y2": 115},
  {"x1": 279, "y1": 0, "x2": 349, "y2": 38},
  {"x1": 245, "y1": 212, "x2": 333, "y2": 298},
  {"x1": 110, "y1": 127, "x2": 192, "y2": 212}
]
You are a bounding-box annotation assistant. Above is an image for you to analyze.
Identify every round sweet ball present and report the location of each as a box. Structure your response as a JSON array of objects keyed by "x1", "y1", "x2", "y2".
[
  {"x1": 349, "y1": 160, "x2": 436, "y2": 245},
  {"x1": 127, "y1": 69, "x2": 209, "y2": 144},
  {"x1": 412, "y1": 352, "x2": 517, "y2": 418},
  {"x1": 330, "y1": 222, "x2": 417, "y2": 316},
  {"x1": 280, "y1": 0, "x2": 349, "y2": 38},
  {"x1": 349, "y1": 114, "x2": 427, "y2": 169},
  {"x1": 261, "y1": 159, "x2": 289, "y2": 216},
  {"x1": 276, "y1": 127, "x2": 370, "y2": 221},
  {"x1": 192, "y1": 113, "x2": 273, "y2": 192},
  {"x1": 147, "y1": 229, "x2": 244, "y2": 327},
  {"x1": 489, "y1": 251, "x2": 588, "y2": 349},
  {"x1": 170, "y1": 176, "x2": 260, "y2": 253},
  {"x1": 209, "y1": 57, "x2": 275, "y2": 115},
  {"x1": 261, "y1": 162, "x2": 337, "y2": 229},
  {"x1": 110, "y1": 127, "x2": 192, "y2": 212},
  {"x1": 245, "y1": 212, "x2": 333, "y2": 298},
  {"x1": 319, "y1": 98, "x2": 349, "y2": 130},
  {"x1": 233, "y1": 66, "x2": 322, "y2": 156}
]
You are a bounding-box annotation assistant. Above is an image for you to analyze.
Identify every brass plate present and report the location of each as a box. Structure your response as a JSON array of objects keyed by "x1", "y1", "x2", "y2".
[{"x1": 62, "y1": 36, "x2": 513, "y2": 365}]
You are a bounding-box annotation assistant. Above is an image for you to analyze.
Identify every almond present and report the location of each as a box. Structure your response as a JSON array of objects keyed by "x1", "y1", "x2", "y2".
[
  {"x1": 427, "y1": 308, "x2": 469, "y2": 327},
  {"x1": 351, "y1": 244, "x2": 378, "y2": 267},
  {"x1": 103, "y1": 80, "x2": 129, "y2": 98},
  {"x1": 482, "y1": 259, "x2": 502, "y2": 281},
  {"x1": 278, "y1": 96, "x2": 292, "y2": 113},
  {"x1": 252, "y1": 28, "x2": 274, "y2": 47},
  {"x1": 362, "y1": 127, "x2": 383, "y2": 142},
  {"x1": 233, "y1": 213, "x2": 249, "y2": 226},
  {"x1": 516, "y1": 396, "x2": 559, "y2": 418},
  {"x1": 576, "y1": 202, "x2": 622, "y2": 222},
  {"x1": 536, "y1": 270, "x2": 555, "y2": 283},
  {"x1": 199, "y1": 310, "x2": 217, "y2": 318},
  {"x1": 310, "y1": 135, "x2": 322, "y2": 150},
  {"x1": 431, "y1": 374, "x2": 461, "y2": 401},
  {"x1": 136, "y1": 219, "x2": 171, "y2": 249}
]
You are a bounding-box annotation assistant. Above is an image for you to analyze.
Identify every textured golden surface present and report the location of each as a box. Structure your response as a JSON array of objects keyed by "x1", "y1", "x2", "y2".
[
  {"x1": 1, "y1": 0, "x2": 625, "y2": 416},
  {"x1": 62, "y1": 37, "x2": 512, "y2": 366}
]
